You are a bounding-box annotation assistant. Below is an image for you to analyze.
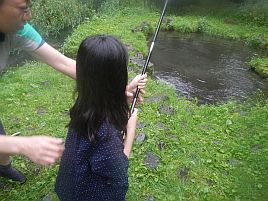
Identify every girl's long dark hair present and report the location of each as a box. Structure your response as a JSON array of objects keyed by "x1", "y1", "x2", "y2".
[{"x1": 69, "y1": 35, "x2": 129, "y2": 141}]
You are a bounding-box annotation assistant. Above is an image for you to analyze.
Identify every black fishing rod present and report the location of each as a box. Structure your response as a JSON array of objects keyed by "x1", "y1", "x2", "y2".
[{"x1": 130, "y1": 0, "x2": 169, "y2": 114}]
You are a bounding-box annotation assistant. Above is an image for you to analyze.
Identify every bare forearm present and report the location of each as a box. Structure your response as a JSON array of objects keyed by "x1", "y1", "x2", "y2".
[
  {"x1": 0, "y1": 135, "x2": 64, "y2": 165},
  {"x1": 51, "y1": 56, "x2": 76, "y2": 79},
  {"x1": 123, "y1": 129, "x2": 136, "y2": 158},
  {"x1": 31, "y1": 43, "x2": 76, "y2": 79},
  {"x1": 124, "y1": 108, "x2": 138, "y2": 158},
  {"x1": 0, "y1": 136, "x2": 23, "y2": 155},
  {"x1": 124, "y1": 140, "x2": 133, "y2": 159}
]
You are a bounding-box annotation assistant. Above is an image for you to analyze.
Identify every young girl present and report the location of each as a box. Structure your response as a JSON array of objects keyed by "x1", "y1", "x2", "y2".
[{"x1": 55, "y1": 35, "x2": 143, "y2": 201}]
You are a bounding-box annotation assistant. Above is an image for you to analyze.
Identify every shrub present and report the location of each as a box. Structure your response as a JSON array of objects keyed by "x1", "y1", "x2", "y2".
[
  {"x1": 31, "y1": 0, "x2": 93, "y2": 37},
  {"x1": 237, "y1": 0, "x2": 268, "y2": 26},
  {"x1": 248, "y1": 57, "x2": 268, "y2": 78},
  {"x1": 98, "y1": 0, "x2": 120, "y2": 16}
]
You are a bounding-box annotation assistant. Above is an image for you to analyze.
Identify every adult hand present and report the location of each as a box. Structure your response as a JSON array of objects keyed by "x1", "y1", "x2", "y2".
[{"x1": 19, "y1": 136, "x2": 64, "y2": 166}]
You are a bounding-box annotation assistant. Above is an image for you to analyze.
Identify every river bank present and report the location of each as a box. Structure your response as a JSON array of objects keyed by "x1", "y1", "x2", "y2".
[{"x1": 0, "y1": 7, "x2": 267, "y2": 201}]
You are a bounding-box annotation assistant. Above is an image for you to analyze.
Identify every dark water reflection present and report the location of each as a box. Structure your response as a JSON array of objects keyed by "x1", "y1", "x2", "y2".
[{"x1": 151, "y1": 32, "x2": 268, "y2": 104}]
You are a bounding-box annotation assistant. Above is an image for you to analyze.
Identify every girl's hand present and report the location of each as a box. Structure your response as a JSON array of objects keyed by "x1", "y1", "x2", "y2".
[
  {"x1": 128, "y1": 74, "x2": 147, "y2": 91},
  {"x1": 126, "y1": 74, "x2": 148, "y2": 103}
]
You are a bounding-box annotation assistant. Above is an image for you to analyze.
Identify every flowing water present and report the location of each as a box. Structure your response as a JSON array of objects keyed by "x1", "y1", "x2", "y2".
[{"x1": 151, "y1": 32, "x2": 268, "y2": 104}]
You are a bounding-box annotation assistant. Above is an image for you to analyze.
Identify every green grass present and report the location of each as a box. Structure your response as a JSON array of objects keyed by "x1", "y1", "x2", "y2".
[
  {"x1": 0, "y1": 7, "x2": 268, "y2": 201},
  {"x1": 248, "y1": 57, "x2": 268, "y2": 78},
  {"x1": 0, "y1": 64, "x2": 73, "y2": 200},
  {"x1": 63, "y1": 8, "x2": 268, "y2": 78}
]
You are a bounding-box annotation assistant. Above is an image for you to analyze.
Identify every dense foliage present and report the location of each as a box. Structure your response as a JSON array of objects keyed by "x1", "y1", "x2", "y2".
[
  {"x1": 31, "y1": 0, "x2": 93, "y2": 36},
  {"x1": 30, "y1": 0, "x2": 268, "y2": 36}
]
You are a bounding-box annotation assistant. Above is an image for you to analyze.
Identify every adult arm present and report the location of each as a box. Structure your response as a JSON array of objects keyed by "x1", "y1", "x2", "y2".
[
  {"x1": 14, "y1": 23, "x2": 75, "y2": 79},
  {"x1": 30, "y1": 43, "x2": 76, "y2": 79},
  {"x1": 0, "y1": 135, "x2": 64, "y2": 165}
]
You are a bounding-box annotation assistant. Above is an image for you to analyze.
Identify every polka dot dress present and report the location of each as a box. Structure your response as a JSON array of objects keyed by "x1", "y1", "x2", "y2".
[{"x1": 55, "y1": 121, "x2": 129, "y2": 201}]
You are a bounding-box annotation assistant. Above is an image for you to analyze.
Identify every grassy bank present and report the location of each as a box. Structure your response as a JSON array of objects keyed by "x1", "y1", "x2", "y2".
[
  {"x1": 0, "y1": 7, "x2": 267, "y2": 201},
  {"x1": 63, "y1": 8, "x2": 268, "y2": 78}
]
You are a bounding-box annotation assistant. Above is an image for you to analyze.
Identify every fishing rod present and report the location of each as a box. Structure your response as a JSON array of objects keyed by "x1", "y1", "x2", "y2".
[{"x1": 130, "y1": 0, "x2": 169, "y2": 114}]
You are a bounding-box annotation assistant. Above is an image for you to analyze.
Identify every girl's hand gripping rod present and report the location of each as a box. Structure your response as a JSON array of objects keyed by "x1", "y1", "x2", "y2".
[{"x1": 130, "y1": 0, "x2": 169, "y2": 114}]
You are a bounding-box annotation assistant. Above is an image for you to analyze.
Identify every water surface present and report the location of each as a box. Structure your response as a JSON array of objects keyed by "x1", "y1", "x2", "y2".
[{"x1": 151, "y1": 32, "x2": 268, "y2": 104}]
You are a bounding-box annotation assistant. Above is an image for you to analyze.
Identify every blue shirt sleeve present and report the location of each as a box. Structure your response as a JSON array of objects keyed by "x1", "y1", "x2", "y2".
[{"x1": 90, "y1": 123, "x2": 129, "y2": 187}]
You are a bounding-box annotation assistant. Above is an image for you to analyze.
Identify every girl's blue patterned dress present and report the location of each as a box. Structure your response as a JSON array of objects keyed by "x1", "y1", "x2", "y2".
[{"x1": 55, "y1": 121, "x2": 129, "y2": 201}]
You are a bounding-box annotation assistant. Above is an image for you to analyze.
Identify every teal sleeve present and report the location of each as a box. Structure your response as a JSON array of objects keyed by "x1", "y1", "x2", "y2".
[{"x1": 14, "y1": 23, "x2": 45, "y2": 51}]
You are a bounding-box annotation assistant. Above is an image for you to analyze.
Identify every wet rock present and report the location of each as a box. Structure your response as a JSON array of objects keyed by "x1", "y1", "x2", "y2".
[
  {"x1": 223, "y1": 171, "x2": 229, "y2": 177},
  {"x1": 135, "y1": 52, "x2": 144, "y2": 60},
  {"x1": 37, "y1": 107, "x2": 47, "y2": 115},
  {"x1": 180, "y1": 120, "x2": 188, "y2": 129},
  {"x1": 145, "y1": 197, "x2": 155, "y2": 201},
  {"x1": 206, "y1": 178, "x2": 216, "y2": 186},
  {"x1": 213, "y1": 140, "x2": 224, "y2": 145},
  {"x1": 130, "y1": 57, "x2": 154, "y2": 69},
  {"x1": 135, "y1": 132, "x2": 146, "y2": 143},
  {"x1": 144, "y1": 95, "x2": 168, "y2": 103},
  {"x1": 61, "y1": 110, "x2": 70, "y2": 116},
  {"x1": 227, "y1": 158, "x2": 241, "y2": 167},
  {"x1": 0, "y1": 182, "x2": 5, "y2": 189},
  {"x1": 156, "y1": 122, "x2": 167, "y2": 130},
  {"x1": 136, "y1": 122, "x2": 147, "y2": 129},
  {"x1": 8, "y1": 116, "x2": 20, "y2": 126},
  {"x1": 131, "y1": 21, "x2": 152, "y2": 33},
  {"x1": 166, "y1": 134, "x2": 179, "y2": 142},
  {"x1": 27, "y1": 127, "x2": 35, "y2": 131},
  {"x1": 185, "y1": 106, "x2": 193, "y2": 114},
  {"x1": 40, "y1": 81, "x2": 51, "y2": 86},
  {"x1": 251, "y1": 144, "x2": 262, "y2": 154},
  {"x1": 199, "y1": 124, "x2": 210, "y2": 131},
  {"x1": 144, "y1": 152, "x2": 160, "y2": 169},
  {"x1": 158, "y1": 141, "x2": 166, "y2": 151},
  {"x1": 239, "y1": 111, "x2": 247, "y2": 116},
  {"x1": 32, "y1": 165, "x2": 42, "y2": 175},
  {"x1": 177, "y1": 167, "x2": 190, "y2": 181},
  {"x1": 161, "y1": 17, "x2": 174, "y2": 31},
  {"x1": 125, "y1": 44, "x2": 136, "y2": 52},
  {"x1": 158, "y1": 105, "x2": 174, "y2": 115},
  {"x1": 42, "y1": 193, "x2": 52, "y2": 201},
  {"x1": 224, "y1": 19, "x2": 239, "y2": 25},
  {"x1": 130, "y1": 53, "x2": 154, "y2": 76},
  {"x1": 189, "y1": 154, "x2": 199, "y2": 162}
]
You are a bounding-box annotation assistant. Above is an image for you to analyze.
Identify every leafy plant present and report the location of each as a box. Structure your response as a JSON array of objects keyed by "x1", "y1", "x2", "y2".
[
  {"x1": 31, "y1": 0, "x2": 93, "y2": 37},
  {"x1": 248, "y1": 57, "x2": 268, "y2": 78},
  {"x1": 237, "y1": 0, "x2": 268, "y2": 26}
]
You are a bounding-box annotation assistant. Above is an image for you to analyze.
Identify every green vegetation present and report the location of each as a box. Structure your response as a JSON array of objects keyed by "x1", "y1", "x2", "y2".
[
  {"x1": 236, "y1": 0, "x2": 268, "y2": 27},
  {"x1": 248, "y1": 57, "x2": 268, "y2": 78},
  {"x1": 0, "y1": 61, "x2": 267, "y2": 201},
  {"x1": 1, "y1": 1, "x2": 268, "y2": 201},
  {"x1": 0, "y1": 64, "x2": 73, "y2": 201},
  {"x1": 62, "y1": 4, "x2": 268, "y2": 77},
  {"x1": 30, "y1": 0, "x2": 268, "y2": 78},
  {"x1": 31, "y1": 0, "x2": 93, "y2": 37}
]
